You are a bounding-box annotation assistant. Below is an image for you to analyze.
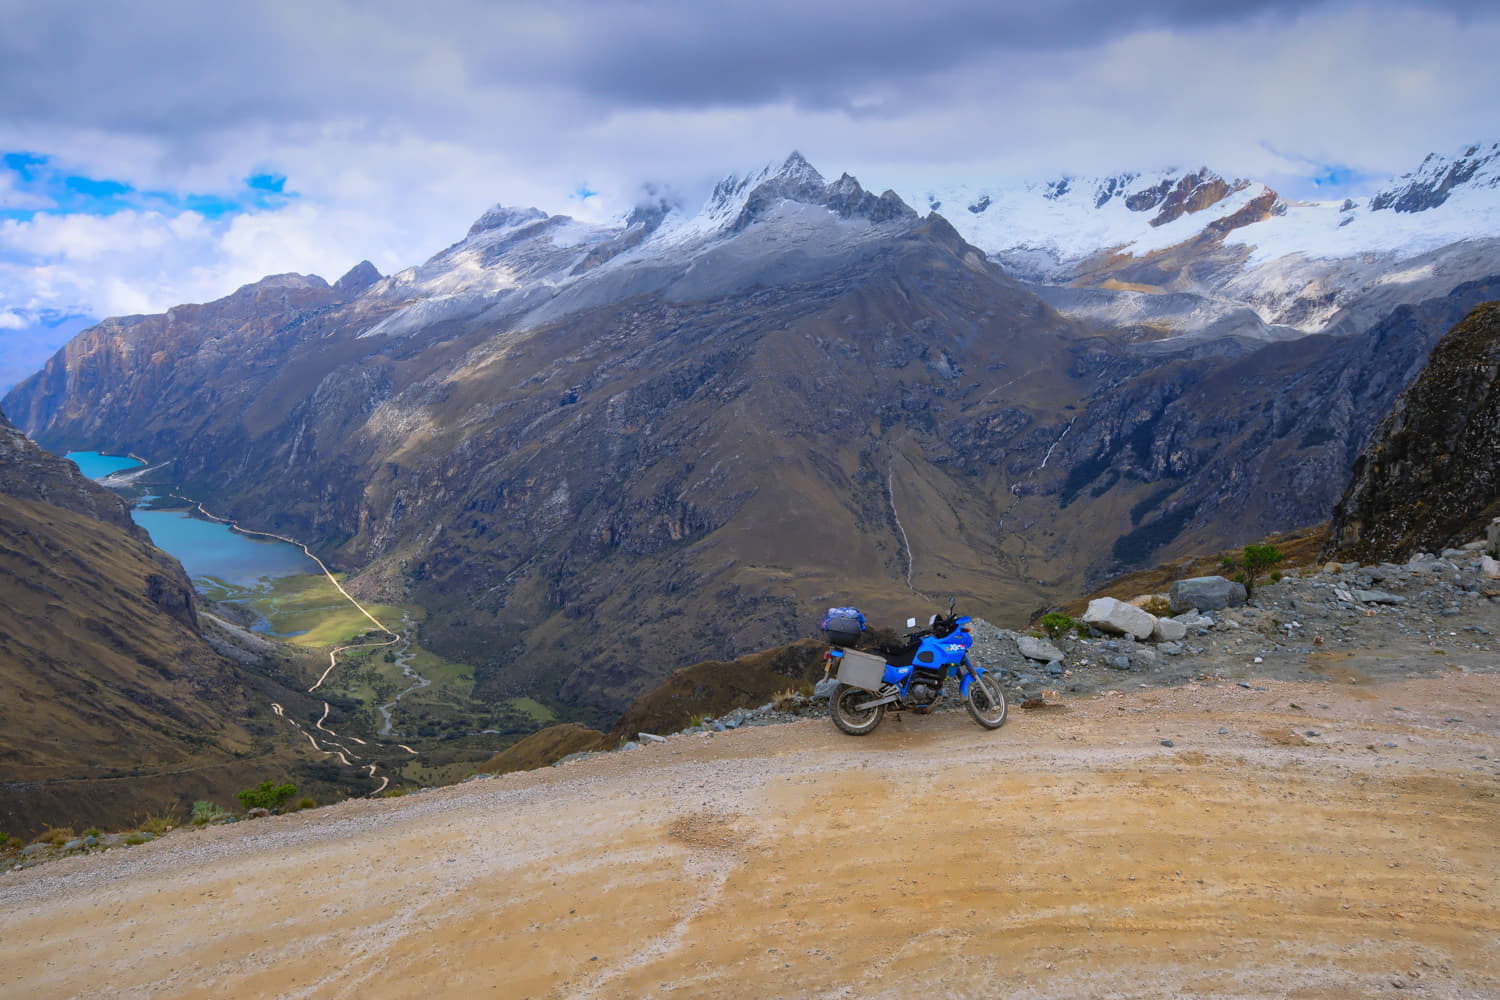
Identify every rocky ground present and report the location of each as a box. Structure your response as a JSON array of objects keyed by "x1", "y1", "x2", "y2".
[{"x1": 3, "y1": 551, "x2": 1499, "y2": 998}]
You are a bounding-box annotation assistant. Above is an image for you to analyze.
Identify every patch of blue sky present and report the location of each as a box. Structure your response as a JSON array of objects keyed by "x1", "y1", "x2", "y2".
[
  {"x1": 1311, "y1": 165, "x2": 1359, "y2": 188},
  {"x1": 3, "y1": 151, "x2": 48, "y2": 179},
  {"x1": 1, "y1": 151, "x2": 294, "y2": 222},
  {"x1": 248, "y1": 172, "x2": 286, "y2": 194}
]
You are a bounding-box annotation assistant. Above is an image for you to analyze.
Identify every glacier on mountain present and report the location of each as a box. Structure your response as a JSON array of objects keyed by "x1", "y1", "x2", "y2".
[
  {"x1": 349, "y1": 144, "x2": 1499, "y2": 345},
  {"x1": 915, "y1": 141, "x2": 1500, "y2": 275}
]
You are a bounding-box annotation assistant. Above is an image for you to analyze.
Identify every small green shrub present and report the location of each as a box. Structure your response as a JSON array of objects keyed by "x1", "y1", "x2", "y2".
[
  {"x1": 289, "y1": 797, "x2": 316, "y2": 813},
  {"x1": 1223, "y1": 543, "x2": 1285, "y2": 598},
  {"x1": 83, "y1": 826, "x2": 102, "y2": 839},
  {"x1": 0, "y1": 832, "x2": 21, "y2": 851},
  {"x1": 1141, "y1": 595, "x2": 1171, "y2": 617},
  {"x1": 123, "y1": 834, "x2": 150, "y2": 846},
  {"x1": 1039, "y1": 612, "x2": 1077, "y2": 640},
  {"x1": 238, "y1": 781, "x2": 297, "y2": 812},
  {"x1": 191, "y1": 800, "x2": 228, "y2": 826}
]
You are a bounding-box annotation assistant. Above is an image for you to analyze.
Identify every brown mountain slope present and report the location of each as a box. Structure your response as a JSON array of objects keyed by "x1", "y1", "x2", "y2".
[{"x1": 0, "y1": 411, "x2": 335, "y2": 839}]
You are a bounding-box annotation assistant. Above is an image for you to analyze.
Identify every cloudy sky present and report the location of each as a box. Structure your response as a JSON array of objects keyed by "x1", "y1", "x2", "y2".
[{"x1": 2, "y1": 0, "x2": 1497, "y2": 389}]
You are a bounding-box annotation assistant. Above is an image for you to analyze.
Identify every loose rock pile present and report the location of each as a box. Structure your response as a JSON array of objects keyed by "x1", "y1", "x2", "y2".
[
  {"x1": 972, "y1": 540, "x2": 1500, "y2": 703},
  {"x1": 599, "y1": 539, "x2": 1500, "y2": 751}
]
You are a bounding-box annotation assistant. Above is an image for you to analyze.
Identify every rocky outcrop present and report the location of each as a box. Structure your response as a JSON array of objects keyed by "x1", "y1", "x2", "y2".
[
  {"x1": 1168, "y1": 576, "x2": 1248, "y2": 613},
  {"x1": 1043, "y1": 275, "x2": 1500, "y2": 582},
  {"x1": 1151, "y1": 617, "x2": 1188, "y2": 642},
  {"x1": 1328, "y1": 301, "x2": 1500, "y2": 562},
  {"x1": 1016, "y1": 635, "x2": 1066, "y2": 663},
  {"x1": 0, "y1": 410, "x2": 142, "y2": 537}
]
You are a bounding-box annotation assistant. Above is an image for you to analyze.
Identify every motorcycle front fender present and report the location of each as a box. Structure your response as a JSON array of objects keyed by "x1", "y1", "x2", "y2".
[{"x1": 957, "y1": 659, "x2": 979, "y2": 698}]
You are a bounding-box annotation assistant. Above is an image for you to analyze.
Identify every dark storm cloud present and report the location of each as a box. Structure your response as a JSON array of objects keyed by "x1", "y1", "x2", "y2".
[
  {"x1": 1, "y1": 0, "x2": 1489, "y2": 137},
  {"x1": 530, "y1": 0, "x2": 1327, "y2": 108}
]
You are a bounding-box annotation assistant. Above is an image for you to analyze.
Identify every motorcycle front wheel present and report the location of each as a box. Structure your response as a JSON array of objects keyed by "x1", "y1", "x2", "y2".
[
  {"x1": 830, "y1": 683, "x2": 885, "y2": 736},
  {"x1": 965, "y1": 672, "x2": 1008, "y2": 729}
]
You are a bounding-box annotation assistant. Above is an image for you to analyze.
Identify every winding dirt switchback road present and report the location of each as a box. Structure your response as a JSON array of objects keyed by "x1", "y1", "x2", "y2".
[
  {"x1": 180, "y1": 495, "x2": 416, "y2": 792},
  {"x1": 3, "y1": 670, "x2": 1498, "y2": 998}
]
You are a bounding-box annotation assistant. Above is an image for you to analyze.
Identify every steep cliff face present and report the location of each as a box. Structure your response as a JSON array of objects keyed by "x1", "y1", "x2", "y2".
[
  {"x1": 1328, "y1": 300, "x2": 1500, "y2": 561},
  {"x1": 0, "y1": 410, "x2": 196, "y2": 627},
  {"x1": 1032, "y1": 276, "x2": 1500, "y2": 583},
  {"x1": 2, "y1": 266, "x2": 384, "y2": 459}
]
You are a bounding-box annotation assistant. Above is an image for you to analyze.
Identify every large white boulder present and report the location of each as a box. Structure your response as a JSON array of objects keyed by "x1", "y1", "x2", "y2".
[
  {"x1": 1152, "y1": 617, "x2": 1188, "y2": 642},
  {"x1": 1082, "y1": 597, "x2": 1156, "y2": 640}
]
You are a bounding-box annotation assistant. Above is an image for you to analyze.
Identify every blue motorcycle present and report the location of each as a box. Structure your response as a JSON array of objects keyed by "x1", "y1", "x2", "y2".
[{"x1": 821, "y1": 599, "x2": 1007, "y2": 736}]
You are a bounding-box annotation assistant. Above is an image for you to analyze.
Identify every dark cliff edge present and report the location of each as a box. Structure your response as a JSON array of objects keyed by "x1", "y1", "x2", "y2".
[{"x1": 1328, "y1": 300, "x2": 1500, "y2": 561}]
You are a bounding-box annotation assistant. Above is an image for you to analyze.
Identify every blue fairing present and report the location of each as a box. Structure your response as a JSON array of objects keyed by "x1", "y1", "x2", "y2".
[
  {"x1": 884, "y1": 626, "x2": 975, "y2": 687},
  {"x1": 883, "y1": 663, "x2": 913, "y2": 685}
]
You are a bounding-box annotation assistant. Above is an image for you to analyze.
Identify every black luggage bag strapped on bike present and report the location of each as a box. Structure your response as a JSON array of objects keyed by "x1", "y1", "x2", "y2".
[{"x1": 820, "y1": 606, "x2": 866, "y2": 647}]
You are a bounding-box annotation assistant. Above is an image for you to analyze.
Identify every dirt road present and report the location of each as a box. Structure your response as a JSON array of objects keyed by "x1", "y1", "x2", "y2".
[{"x1": 4, "y1": 669, "x2": 1498, "y2": 999}]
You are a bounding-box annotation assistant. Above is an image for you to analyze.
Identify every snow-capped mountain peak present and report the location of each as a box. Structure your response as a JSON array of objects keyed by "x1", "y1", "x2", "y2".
[
  {"x1": 356, "y1": 153, "x2": 923, "y2": 340},
  {"x1": 1368, "y1": 141, "x2": 1500, "y2": 213}
]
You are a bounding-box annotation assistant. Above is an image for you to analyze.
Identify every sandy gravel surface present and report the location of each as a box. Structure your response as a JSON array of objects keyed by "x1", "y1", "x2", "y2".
[{"x1": 4, "y1": 663, "x2": 1499, "y2": 999}]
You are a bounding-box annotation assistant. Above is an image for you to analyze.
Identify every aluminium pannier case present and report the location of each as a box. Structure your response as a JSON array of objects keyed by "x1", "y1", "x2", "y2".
[{"x1": 835, "y1": 649, "x2": 888, "y2": 692}]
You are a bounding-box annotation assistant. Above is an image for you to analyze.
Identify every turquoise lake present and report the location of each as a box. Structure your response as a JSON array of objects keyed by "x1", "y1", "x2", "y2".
[
  {"x1": 65, "y1": 451, "x2": 316, "y2": 586},
  {"x1": 66, "y1": 451, "x2": 145, "y2": 479}
]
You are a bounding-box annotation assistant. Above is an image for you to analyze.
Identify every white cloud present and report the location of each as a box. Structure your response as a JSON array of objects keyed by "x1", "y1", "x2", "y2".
[{"x1": 0, "y1": 171, "x2": 51, "y2": 213}]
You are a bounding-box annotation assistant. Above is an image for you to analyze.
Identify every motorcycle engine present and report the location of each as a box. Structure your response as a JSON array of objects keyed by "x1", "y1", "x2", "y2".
[{"x1": 910, "y1": 682, "x2": 938, "y2": 705}]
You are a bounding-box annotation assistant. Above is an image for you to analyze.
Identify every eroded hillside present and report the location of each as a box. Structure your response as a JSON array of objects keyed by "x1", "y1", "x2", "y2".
[{"x1": 0, "y1": 409, "x2": 353, "y2": 838}]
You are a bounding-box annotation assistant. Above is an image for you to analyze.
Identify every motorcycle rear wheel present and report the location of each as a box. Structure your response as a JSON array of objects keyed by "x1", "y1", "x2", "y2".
[
  {"x1": 830, "y1": 683, "x2": 885, "y2": 735},
  {"x1": 965, "y1": 673, "x2": 1008, "y2": 729}
]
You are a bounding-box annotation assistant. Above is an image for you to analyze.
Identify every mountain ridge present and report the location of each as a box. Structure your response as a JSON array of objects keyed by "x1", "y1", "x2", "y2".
[{"x1": 7, "y1": 149, "x2": 1499, "y2": 727}]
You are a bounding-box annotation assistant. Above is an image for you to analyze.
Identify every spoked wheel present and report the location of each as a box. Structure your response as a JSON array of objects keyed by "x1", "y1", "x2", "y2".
[
  {"x1": 965, "y1": 672, "x2": 1008, "y2": 729},
  {"x1": 830, "y1": 683, "x2": 885, "y2": 736}
]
